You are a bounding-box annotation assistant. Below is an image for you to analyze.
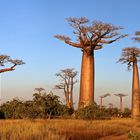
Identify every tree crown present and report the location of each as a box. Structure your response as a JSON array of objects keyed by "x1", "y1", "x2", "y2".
[
  {"x1": 132, "y1": 31, "x2": 140, "y2": 42},
  {"x1": 100, "y1": 93, "x2": 110, "y2": 98},
  {"x1": 54, "y1": 17, "x2": 127, "y2": 55},
  {"x1": 55, "y1": 68, "x2": 78, "y2": 90},
  {"x1": 118, "y1": 47, "x2": 140, "y2": 70},
  {"x1": 0, "y1": 54, "x2": 25, "y2": 73},
  {"x1": 114, "y1": 93, "x2": 128, "y2": 97}
]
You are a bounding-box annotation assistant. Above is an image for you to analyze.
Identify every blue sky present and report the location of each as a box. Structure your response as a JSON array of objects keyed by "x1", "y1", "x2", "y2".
[{"x1": 0, "y1": 0, "x2": 140, "y2": 108}]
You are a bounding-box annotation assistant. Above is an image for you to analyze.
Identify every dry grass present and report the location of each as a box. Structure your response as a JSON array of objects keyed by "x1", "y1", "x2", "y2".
[{"x1": 0, "y1": 118, "x2": 139, "y2": 140}]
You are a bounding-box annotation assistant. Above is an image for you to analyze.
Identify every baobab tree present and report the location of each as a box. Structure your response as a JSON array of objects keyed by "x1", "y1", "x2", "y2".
[
  {"x1": 55, "y1": 68, "x2": 78, "y2": 110},
  {"x1": 108, "y1": 103, "x2": 113, "y2": 109},
  {"x1": 114, "y1": 93, "x2": 127, "y2": 112},
  {"x1": 34, "y1": 88, "x2": 46, "y2": 95},
  {"x1": 54, "y1": 17, "x2": 127, "y2": 108},
  {"x1": 132, "y1": 31, "x2": 140, "y2": 42},
  {"x1": 118, "y1": 47, "x2": 140, "y2": 119},
  {"x1": 99, "y1": 93, "x2": 110, "y2": 109},
  {"x1": 0, "y1": 55, "x2": 25, "y2": 73}
]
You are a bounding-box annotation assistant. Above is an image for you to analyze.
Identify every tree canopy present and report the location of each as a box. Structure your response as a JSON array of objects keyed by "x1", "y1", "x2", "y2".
[
  {"x1": 132, "y1": 31, "x2": 140, "y2": 42},
  {"x1": 55, "y1": 17, "x2": 127, "y2": 54},
  {"x1": 118, "y1": 47, "x2": 140, "y2": 70},
  {"x1": 0, "y1": 55, "x2": 25, "y2": 73}
]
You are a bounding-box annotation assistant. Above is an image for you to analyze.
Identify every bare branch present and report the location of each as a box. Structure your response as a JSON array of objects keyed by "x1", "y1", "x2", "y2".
[
  {"x1": 54, "y1": 17, "x2": 127, "y2": 55},
  {"x1": 0, "y1": 67, "x2": 15, "y2": 73},
  {"x1": 0, "y1": 55, "x2": 10, "y2": 66},
  {"x1": 65, "y1": 41, "x2": 82, "y2": 48},
  {"x1": 54, "y1": 35, "x2": 71, "y2": 42},
  {"x1": 0, "y1": 55, "x2": 25, "y2": 73},
  {"x1": 132, "y1": 31, "x2": 140, "y2": 42},
  {"x1": 9, "y1": 59, "x2": 25, "y2": 65},
  {"x1": 66, "y1": 17, "x2": 89, "y2": 29},
  {"x1": 55, "y1": 84, "x2": 65, "y2": 89},
  {"x1": 94, "y1": 45, "x2": 103, "y2": 50},
  {"x1": 99, "y1": 34, "x2": 128, "y2": 44}
]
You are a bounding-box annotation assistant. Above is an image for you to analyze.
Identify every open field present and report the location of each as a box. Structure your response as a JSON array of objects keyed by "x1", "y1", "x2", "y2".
[{"x1": 0, "y1": 119, "x2": 140, "y2": 140}]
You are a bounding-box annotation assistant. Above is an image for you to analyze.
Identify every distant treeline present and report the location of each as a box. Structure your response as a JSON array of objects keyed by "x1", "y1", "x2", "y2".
[{"x1": 0, "y1": 93, "x2": 131, "y2": 120}]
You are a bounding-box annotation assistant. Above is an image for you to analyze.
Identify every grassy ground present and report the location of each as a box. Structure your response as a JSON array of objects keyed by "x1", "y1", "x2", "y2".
[{"x1": 0, "y1": 118, "x2": 140, "y2": 140}]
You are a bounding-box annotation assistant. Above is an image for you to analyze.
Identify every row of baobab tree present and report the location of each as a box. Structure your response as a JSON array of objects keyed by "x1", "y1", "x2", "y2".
[
  {"x1": 54, "y1": 17, "x2": 140, "y2": 120},
  {"x1": 1, "y1": 17, "x2": 140, "y2": 120},
  {"x1": 99, "y1": 93, "x2": 128, "y2": 113},
  {"x1": 33, "y1": 86, "x2": 128, "y2": 114}
]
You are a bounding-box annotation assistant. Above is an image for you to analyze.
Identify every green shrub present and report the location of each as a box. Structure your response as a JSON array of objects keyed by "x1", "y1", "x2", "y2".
[
  {"x1": 0, "y1": 93, "x2": 67, "y2": 119},
  {"x1": 123, "y1": 108, "x2": 131, "y2": 118},
  {"x1": 128, "y1": 131, "x2": 140, "y2": 140},
  {"x1": 0, "y1": 110, "x2": 5, "y2": 119},
  {"x1": 74, "y1": 103, "x2": 111, "y2": 120}
]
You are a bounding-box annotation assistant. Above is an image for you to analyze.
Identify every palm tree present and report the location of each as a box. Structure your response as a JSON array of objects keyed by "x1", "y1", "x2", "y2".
[
  {"x1": 114, "y1": 93, "x2": 127, "y2": 112},
  {"x1": 118, "y1": 47, "x2": 140, "y2": 119},
  {"x1": 99, "y1": 93, "x2": 110, "y2": 109},
  {"x1": 54, "y1": 17, "x2": 127, "y2": 108}
]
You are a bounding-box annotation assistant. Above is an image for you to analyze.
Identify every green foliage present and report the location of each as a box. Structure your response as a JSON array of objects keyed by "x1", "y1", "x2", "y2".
[
  {"x1": 0, "y1": 94, "x2": 131, "y2": 120},
  {"x1": 0, "y1": 109, "x2": 5, "y2": 119},
  {"x1": 74, "y1": 103, "x2": 111, "y2": 120},
  {"x1": 0, "y1": 93, "x2": 66, "y2": 119},
  {"x1": 106, "y1": 107, "x2": 131, "y2": 118},
  {"x1": 123, "y1": 108, "x2": 131, "y2": 118},
  {"x1": 128, "y1": 131, "x2": 140, "y2": 140},
  {"x1": 0, "y1": 98, "x2": 23, "y2": 119},
  {"x1": 108, "y1": 107, "x2": 120, "y2": 117}
]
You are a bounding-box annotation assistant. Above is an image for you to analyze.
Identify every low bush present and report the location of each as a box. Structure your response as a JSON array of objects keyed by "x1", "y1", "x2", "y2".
[{"x1": 74, "y1": 103, "x2": 111, "y2": 120}]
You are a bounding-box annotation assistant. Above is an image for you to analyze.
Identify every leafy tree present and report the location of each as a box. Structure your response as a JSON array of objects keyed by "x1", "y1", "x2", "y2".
[
  {"x1": 55, "y1": 68, "x2": 78, "y2": 111},
  {"x1": 17, "y1": 100, "x2": 38, "y2": 119},
  {"x1": 123, "y1": 108, "x2": 131, "y2": 118},
  {"x1": 0, "y1": 110, "x2": 5, "y2": 119},
  {"x1": 0, "y1": 98, "x2": 23, "y2": 119},
  {"x1": 54, "y1": 17, "x2": 127, "y2": 108},
  {"x1": 110, "y1": 107, "x2": 120, "y2": 117},
  {"x1": 0, "y1": 55, "x2": 25, "y2": 73},
  {"x1": 32, "y1": 92, "x2": 65, "y2": 119},
  {"x1": 118, "y1": 47, "x2": 140, "y2": 119},
  {"x1": 0, "y1": 93, "x2": 66, "y2": 119},
  {"x1": 74, "y1": 103, "x2": 110, "y2": 120}
]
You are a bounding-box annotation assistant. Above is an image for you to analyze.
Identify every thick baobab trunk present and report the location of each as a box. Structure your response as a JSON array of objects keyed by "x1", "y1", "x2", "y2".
[
  {"x1": 120, "y1": 96, "x2": 122, "y2": 112},
  {"x1": 64, "y1": 91, "x2": 70, "y2": 108},
  {"x1": 132, "y1": 62, "x2": 140, "y2": 119},
  {"x1": 70, "y1": 78, "x2": 74, "y2": 110},
  {"x1": 70, "y1": 92, "x2": 74, "y2": 110},
  {"x1": 78, "y1": 50, "x2": 94, "y2": 108}
]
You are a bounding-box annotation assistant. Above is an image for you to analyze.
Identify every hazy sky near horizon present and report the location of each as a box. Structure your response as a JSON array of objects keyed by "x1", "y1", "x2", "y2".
[{"x1": 1, "y1": 0, "x2": 140, "y2": 108}]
